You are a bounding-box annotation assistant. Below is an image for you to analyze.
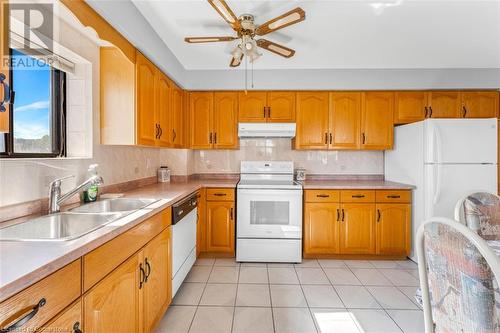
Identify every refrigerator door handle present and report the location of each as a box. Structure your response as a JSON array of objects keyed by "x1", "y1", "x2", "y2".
[{"x1": 433, "y1": 163, "x2": 442, "y2": 205}]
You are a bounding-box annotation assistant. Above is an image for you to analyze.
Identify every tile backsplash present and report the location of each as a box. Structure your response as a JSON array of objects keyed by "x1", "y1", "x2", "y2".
[{"x1": 193, "y1": 139, "x2": 384, "y2": 175}]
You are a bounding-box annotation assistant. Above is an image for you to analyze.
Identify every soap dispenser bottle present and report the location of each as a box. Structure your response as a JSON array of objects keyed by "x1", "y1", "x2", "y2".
[{"x1": 83, "y1": 164, "x2": 100, "y2": 202}]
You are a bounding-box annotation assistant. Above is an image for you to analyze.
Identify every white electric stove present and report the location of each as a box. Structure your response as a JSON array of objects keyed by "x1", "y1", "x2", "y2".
[{"x1": 236, "y1": 161, "x2": 303, "y2": 263}]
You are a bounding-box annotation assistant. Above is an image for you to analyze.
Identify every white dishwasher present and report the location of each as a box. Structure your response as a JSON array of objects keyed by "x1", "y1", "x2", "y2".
[{"x1": 171, "y1": 193, "x2": 198, "y2": 297}]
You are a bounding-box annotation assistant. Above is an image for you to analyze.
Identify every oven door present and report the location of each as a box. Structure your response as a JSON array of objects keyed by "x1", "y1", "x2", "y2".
[{"x1": 237, "y1": 188, "x2": 303, "y2": 239}]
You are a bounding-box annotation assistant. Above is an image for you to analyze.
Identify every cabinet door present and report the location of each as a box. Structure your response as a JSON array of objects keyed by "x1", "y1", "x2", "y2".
[
  {"x1": 394, "y1": 91, "x2": 427, "y2": 124},
  {"x1": 329, "y1": 92, "x2": 361, "y2": 149},
  {"x1": 171, "y1": 85, "x2": 185, "y2": 147},
  {"x1": 295, "y1": 92, "x2": 330, "y2": 149},
  {"x1": 462, "y1": 91, "x2": 499, "y2": 118},
  {"x1": 42, "y1": 300, "x2": 82, "y2": 333},
  {"x1": 189, "y1": 92, "x2": 213, "y2": 149},
  {"x1": 267, "y1": 91, "x2": 296, "y2": 122},
  {"x1": 136, "y1": 52, "x2": 157, "y2": 146},
  {"x1": 206, "y1": 201, "x2": 235, "y2": 253},
  {"x1": 361, "y1": 92, "x2": 394, "y2": 150},
  {"x1": 143, "y1": 227, "x2": 172, "y2": 333},
  {"x1": 428, "y1": 91, "x2": 461, "y2": 118},
  {"x1": 84, "y1": 253, "x2": 141, "y2": 333},
  {"x1": 304, "y1": 203, "x2": 340, "y2": 254},
  {"x1": 214, "y1": 92, "x2": 238, "y2": 149},
  {"x1": 376, "y1": 204, "x2": 411, "y2": 256},
  {"x1": 340, "y1": 204, "x2": 376, "y2": 254},
  {"x1": 156, "y1": 71, "x2": 172, "y2": 147},
  {"x1": 238, "y1": 91, "x2": 267, "y2": 122}
]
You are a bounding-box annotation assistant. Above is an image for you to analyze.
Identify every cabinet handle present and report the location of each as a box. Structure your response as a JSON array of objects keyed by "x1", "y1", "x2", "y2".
[
  {"x1": 377, "y1": 209, "x2": 381, "y2": 222},
  {"x1": 145, "y1": 258, "x2": 151, "y2": 282},
  {"x1": 0, "y1": 73, "x2": 11, "y2": 112},
  {"x1": 172, "y1": 129, "x2": 177, "y2": 142},
  {"x1": 352, "y1": 195, "x2": 365, "y2": 198},
  {"x1": 0, "y1": 298, "x2": 46, "y2": 332},
  {"x1": 387, "y1": 195, "x2": 401, "y2": 199},
  {"x1": 424, "y1": 106, "x2": 429, "y2": 118},
  {"x1": 209, "y1": 132, "x2": 213, "y2": 144},
  {"x1": 267, "y1": 107, "x2": 271, "y2": 118},
  {"x1": 324, "y1": 132, "x2": 328, "y2": 144},
  {"x1": 263, "y1": 107, "x2": 266, "y2": 118},
  {"x1": 139, "y1": 263, "x2": 146, "y2": 289},
  {"x1": 230, "y1": 207, "x2": 234, "y2": 220},
  {"x1": 336, "y1": 208, "x2": 340, "y2": 221},
  {"x1": 213, "y1": 193, "x2": 227, "y2": 196},
  {"x1": 329, "y1": 133, "x2": 333, "y2": 145},
  {"x1": 158, "y1": 125, "x2": 163, "y2": 138},
  {"x1": 155, "y1": 124, "x2": 159, "y2": 139},
  {"x1": 341, "y1": 209, "x2": 345, "y2": 221},
  {"x1": 362, "y1": 133, "x2": 366, "y2": 144},
  {"x1": 214, "y1": 132, "x2": 217, "y2": 144},
  {"x1": 462, "y1": 106, "x2": 467, "y2": 118},
  {"x1": 316, "y1": 194, "x2": 330, "y2": 198},
  {"x1": 429, "y1": 107, "x2": 433, "y2": 118},
  {"x1": 73, "y1": 322, "x2": 82, "y2": 333}
]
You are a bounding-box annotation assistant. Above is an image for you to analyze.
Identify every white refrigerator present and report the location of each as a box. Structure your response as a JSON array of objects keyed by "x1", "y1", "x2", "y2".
[{"x1": 385, "y1": 118, "x2": 498, "y2": 261}]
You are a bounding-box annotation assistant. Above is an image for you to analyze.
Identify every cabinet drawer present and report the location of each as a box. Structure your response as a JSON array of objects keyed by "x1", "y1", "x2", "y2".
[
  {"x1": 83, "y1": 207, "x2": 171, "y2": 291},
  {"x1": 0, "y1": 260, "x2": 81, "y2": 332},
  {"x1": 340, "y1": 190, "x2": 375, "y2": 203},
  {"x1": 376, "y1": 190, "x2": 411, "y2": 203},
  {"x1": 206, "y1": 188, "x2": 235, "y2": 201},
  {"x1": 305, "y1": 190, "x2": 340, "y2": 203},
  {"x1": 41, "y1": 299, "x2": 82, "y2": 333}
]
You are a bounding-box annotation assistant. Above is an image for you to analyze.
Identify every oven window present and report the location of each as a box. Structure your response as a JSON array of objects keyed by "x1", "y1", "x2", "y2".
[{"x1": 250, "y1": 201, "x2": 290, "y2": 225}]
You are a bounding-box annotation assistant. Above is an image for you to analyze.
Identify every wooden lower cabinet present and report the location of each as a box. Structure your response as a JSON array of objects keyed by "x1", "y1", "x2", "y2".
[
  {"x1": 304, "y1": 203, "x2": 340, "y2": 254},
  {"x1": 84, "y1": 253, "x2": 142, "y2": 333},
  {"x1": 376, "y1": 204, "x2": 411, "y2": 256},
  {"x1": 143, "y1": 228, "x2": 172, "y2": 333},
  {"x1": 206, "y1": 201, "x2": 235, "y2": 254},
  {"x1": 41, "y1": 300, "x2": 82, "y2": 333},
  {"x1": 340, "y1": 203, "x2": 376, "y2": 254}
]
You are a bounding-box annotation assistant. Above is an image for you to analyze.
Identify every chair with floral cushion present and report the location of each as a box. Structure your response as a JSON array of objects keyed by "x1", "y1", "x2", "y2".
[
  {"x1": 454, "y1": 192, "x2": 500, "y2": 241},
  {"x1": 416, "y1": 217, "x2": 500, "y2": 333}
]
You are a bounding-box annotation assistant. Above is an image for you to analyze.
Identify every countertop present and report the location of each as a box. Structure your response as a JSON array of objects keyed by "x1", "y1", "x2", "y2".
[
  {"x1": 0, "y1": 179, "x2": 237, "y2": 302},
  {"x1": 0, "y1": 177, "x2": 412, "y2": 301},
  {"x1": 301, "y1": 180, "x2": 415, "y2": 190}
]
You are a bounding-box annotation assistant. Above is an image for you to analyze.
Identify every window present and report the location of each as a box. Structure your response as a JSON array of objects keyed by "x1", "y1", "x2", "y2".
[{"x1": 1, "y1": 49, "x2": 66, "y2": 157}]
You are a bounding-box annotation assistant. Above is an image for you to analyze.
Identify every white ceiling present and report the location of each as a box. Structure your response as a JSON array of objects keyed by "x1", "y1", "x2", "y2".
[{"x1": 132, "y1": 0, "x2": 500, "y2": 70}]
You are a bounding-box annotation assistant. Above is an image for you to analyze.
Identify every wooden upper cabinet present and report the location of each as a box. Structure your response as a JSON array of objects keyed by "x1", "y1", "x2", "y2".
[
  {"x1": 206, "y1": 201, "x2": 235, "y2": 254},
  {"x1": 0, "y1": 1, "x2": 9, "y2": 133},
  {"x1": 329, "y1": 92, "x2": 361, "y2": 149},
  {"x1": 214, "y1": 92, "x2": 238, "y2": 149},
  {"x1": 462, "y1": 91, "x2": 499, "y2": 118},
  {"x1": 376, "y1": 204, "x2": 411, "y2": 256},
  {"x1": 171, "y1": 85, "x2": 184, "y2": 147},
  {"x1": 190, "y1": 92, "x2": 213, "y2": 149},
  {"x1": 136, "y1": 52, "x2": 157, "y2": 146},
  {"x1": 304, "y1": 203, "x2": 340, "y2": 254},
  {"x1": 84, "y1": 253, "x2": 141, "y2": 333},
  {"x1": 295, "y1": 92, "x2": 330, "y2": 149},
  {"x1": 394, "y1": 91, "x2": 427, "y2": 124},
  {"x1": 361, "y1": 92, "x2": 394, "y2": 150},
  {"x1": 267, "y1": 91, "x2": 296, "y2": 122},
  {"x1": 428, "y1": 91, "x2": 461, "y2": 118},
  {"x1": 340, "y1": 203, "x2": 376, "y2": 254},
  {"x1": 238, "y1": 91, "x2": 267, "y2": 122},
  {"x1": 156, "y1": 72, "x2": 172, "y2": 147},
  {"x1": 143, "y1": 228, "x2": 172, "y2": 333}
]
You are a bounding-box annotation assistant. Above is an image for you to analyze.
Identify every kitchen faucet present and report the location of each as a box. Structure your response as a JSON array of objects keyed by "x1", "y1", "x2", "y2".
[{"x1": 48, "y1": 174, "x2": 104, "y2": 213}]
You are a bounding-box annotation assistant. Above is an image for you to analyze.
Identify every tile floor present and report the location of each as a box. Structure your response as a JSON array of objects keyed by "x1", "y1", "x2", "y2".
[{"x1": 155, "y1": 258, "x2": 424, "y2": 333}]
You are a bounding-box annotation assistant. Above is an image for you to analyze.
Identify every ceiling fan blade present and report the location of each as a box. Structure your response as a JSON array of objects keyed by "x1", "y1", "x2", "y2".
[
  {"x1": 257, "y1": 39, "x2": 295, "y2": 58},
  {"x1": 184, "y1": 36, "x2": 237, "y2": 43},
  {"x1": 207, "y1": 0, "x2": 241, "y2": 30},
  {"x1": 230, "y1": 54, "x2": 244, "y2": 67},
  {"x1": 255, "y1": 7, "x2": 305, "y2": 36}
]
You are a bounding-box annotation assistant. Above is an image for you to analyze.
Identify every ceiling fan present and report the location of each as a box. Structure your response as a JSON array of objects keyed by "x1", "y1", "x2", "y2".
[{"x1": 184, "y1": 0, "x2": 306, "y2": 67}]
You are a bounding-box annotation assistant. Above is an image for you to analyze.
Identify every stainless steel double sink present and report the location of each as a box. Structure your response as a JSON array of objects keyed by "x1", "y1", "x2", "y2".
[{"x1": 0, "y1": 198, "x2": 158, "y2": 242}]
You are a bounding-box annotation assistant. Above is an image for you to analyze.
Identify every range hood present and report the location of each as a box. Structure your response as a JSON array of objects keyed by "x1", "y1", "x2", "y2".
[{"x1": 238, "y1": 123, "x2": 296, "y2": 138}]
